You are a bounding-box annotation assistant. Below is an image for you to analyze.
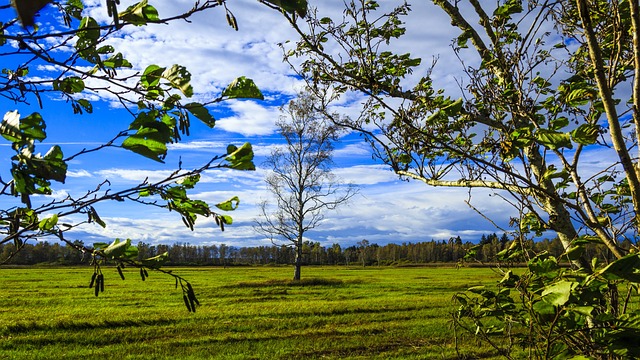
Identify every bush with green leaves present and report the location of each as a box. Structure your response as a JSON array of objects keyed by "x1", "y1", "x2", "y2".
[{"x1": 453, "y1": 248, "x2": 640, "y2": 359}]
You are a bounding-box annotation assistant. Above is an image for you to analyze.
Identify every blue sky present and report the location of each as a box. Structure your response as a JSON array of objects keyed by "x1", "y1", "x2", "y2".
[{"x1": 0, "y1": 0, "x2": 521, "y2": 248}]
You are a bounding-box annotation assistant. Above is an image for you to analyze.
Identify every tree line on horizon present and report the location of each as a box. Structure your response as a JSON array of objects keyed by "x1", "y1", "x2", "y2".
[{"x1": 1, "y1": 233, "x2": 627, "y2": 267}]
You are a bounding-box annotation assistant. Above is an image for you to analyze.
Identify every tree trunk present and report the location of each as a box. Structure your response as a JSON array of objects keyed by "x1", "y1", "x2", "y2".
[
  {"x1": 293, "y1": 237, "x2": 302, "y2": 281},
  {"x1": 526, "y1": 146, "x2": 592, "y2": 271}
]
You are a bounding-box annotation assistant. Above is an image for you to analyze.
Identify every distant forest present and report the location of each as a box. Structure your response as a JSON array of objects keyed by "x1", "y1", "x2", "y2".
[{"x1": 1, "y1": 233, "x2": 630, "y2": 266}]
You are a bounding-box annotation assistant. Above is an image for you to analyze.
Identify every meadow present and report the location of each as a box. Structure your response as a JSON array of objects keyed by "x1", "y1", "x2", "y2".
[{"x1": 0, "y1": 266, "x2": 506, "y2": 359}]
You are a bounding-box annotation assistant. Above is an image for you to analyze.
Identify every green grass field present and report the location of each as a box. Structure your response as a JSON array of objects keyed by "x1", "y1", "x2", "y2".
[{"x1": 0, "y1": 266, "x2": 505, "y2": 359}]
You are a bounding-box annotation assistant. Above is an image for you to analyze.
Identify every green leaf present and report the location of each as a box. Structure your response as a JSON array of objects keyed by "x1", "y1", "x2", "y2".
[
  {"x1": 76, "y1": 99, "x2": 93, "y2": 114},
  {"x1": 37, "y1": 145, "x2": 67, "y2": 183},
  {"x1": 162, "y1": 65, "x2": 193, "y2": 97},
  {"x1": 75, "y1": 17, "x2": 102, "y2": 64},
  {"x1": 78, "y1": 16, "x2": 100, "y2": 41},
  {"x1": 1, "y1": 110, "x2": 23, "y2": 143},
  {"x1": 532, "y1": 299, "x2": 557, "y2": 319},
  {"x1": 53, "y1": 77, "x2": 85, "y2": 94},
  {"x1": 550, "y1": 117, "x2": 569, "y2": 131},
  {"x1": 225, "y1": 142, "x2": 255, "y2": 170},
  {"x1": 571, "y1": 124, "x2": 600, "y2": 145},
  {"x1": 498, "y1": 270, "x2": 519, "y2": 287},
  {"x1": 176, "y1": 174, "x2": 200, "y2": 189},
  {"x1": 1, "y1": 111, "x2": 49, "y2": 145},
  {"x1": 162, "y1": 94, "x2": 182, "y2": 110},
  {"x1": 592, "y1": 254, "x2": 640, "y2": 283},
  {"x1": 119, "y1": 0, "x2": 160, "y2": 26},
  {"x1": 141, "y1": 65, "x2": 165, "y2": 89},
  {"x1": 64, "y1": 0, "x2": 84, "y2": 20},
  {"x1": 139, "y1": 188, "x2": 152, "y2": 197},
  {"x1": 21, "y1": 113, "x2": 47, "y2": 142},
  {"x1": 142, "y1": 251, "x2": 169, "y2": 268},
  {"x1": 123, "y1": 244, "x2": 139, "y2": 259},
  {"x1": 122, "y1": 127, "x2": 168, "y2": 163},
  {"x1": 222, "y1": 76, "x2": 264, "y2": 100},
  {"x1": 215, "y1": 196, "x2": 240, "y2": 211},
  {"x1": 536, "y1": 129, "x2": 572, "y2": 150},
  {"x1": 405, "y1": 57, "x2": 422, "y2": 67},
  {"x1": 185, "y1": 103, "x2": 215, "y2": 128},
  {"x1": 262, "y1": 0, "x2": 307, "y2": 18},
  {"x1": 563, "y1": 245, "x2": 585, "y2": 261},
  {"x1": 93, "y1": 242, "x2": 109, "y2": 250},
  {"x1": 493, "y1": 0, "x2": 523, "y2": 18},
  {"x1": 102, "y1": 238, "x2": 131, "y2": 258},
  {"x1": 569, "y1": 306, "x2": 594, "y2": 317},
  {"x1": 532, "y1": 76, "x2": 551, "y2": 88},
  {"x1": 38, "y1": 214, "x2": 58, "y2": 231},
  {"x1": 97, "y1": 45, "x2": 114, "y2": 54},
  {"x1": 456, "y1": 30, "x2": 472, "y2": 48},
  {"x1": 172, "y1": 198, "x2": 211, "y2": 217},
  {"x1": 542, "y1": 165, "x2": 568, "y2": 182},
  {"x1": 541, "y1": 280, "x2": 576, "y2": 307},
  {"x1": 467, "y1": 286, "x2": 486, "y2": 294},
  {"x1": 441, "y1": 98, "x2": 463, "y2": 117},
  {"x1": 566, "y1": 87, "x2": 596, "y2": 106},
  {"x1": 102, "y1": 53, "x2": 132, "y2": 69}
]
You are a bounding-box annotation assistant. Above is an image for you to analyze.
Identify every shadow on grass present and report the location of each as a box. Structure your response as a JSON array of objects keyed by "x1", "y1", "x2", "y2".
[
  {"x1": 286, "y1": 334, "x2": 501, "y2": 360},
  {"x1": 226, "y1": 277, "x2": 352, "y2": 288},
  {"x1": 1, "y1": 317, "x2": 178, "y2": 336}
]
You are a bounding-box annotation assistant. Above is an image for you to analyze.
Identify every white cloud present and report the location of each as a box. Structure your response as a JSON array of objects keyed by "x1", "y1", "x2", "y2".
[
  {"x1": 250, "y1": 142, "x2": 280, "y2": 157},
  {"x1": 333, "y1": 165, "x2": 397, "y2": 185},
  {"x1": 217, "y1": 101, "x2": 280, "y2": 136},
  {"x1": 82, "y1": 0, "x2": 303, "y2": 95},
  {"x1": 36, "y1": 189, "x2": 70, "y2": 201},
  {"x1": 96, "y1": 169, "x2": 178, "y2": 183},
  {"x1": 167, "y1": 141, "x2": 228, "y2": 151},
  {"x1": 67, "y1": 169, "x2": 93, "y2": 178},
  {"x1": 333, "y1": 142, "x2": 372, "y2": 158}
]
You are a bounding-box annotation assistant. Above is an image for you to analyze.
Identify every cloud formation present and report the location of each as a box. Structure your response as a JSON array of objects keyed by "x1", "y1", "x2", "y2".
[{"x1": 3, "y1": 0, "x2": 531, "y2": 249}]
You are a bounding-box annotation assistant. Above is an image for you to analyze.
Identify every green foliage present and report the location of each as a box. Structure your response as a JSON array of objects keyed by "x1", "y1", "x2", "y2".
[
  {"x1": 0, "y1": 0, "x2": 264, "y2": 311},
  {"x1": 455, "y1": 253, "x2": 640, "y2": 359},
  {"x1": 53, "y1": 77, "x2": 85, "y2": 94},
  {"x1": 185, "y1": 102, "x2": 215, "y2": 127},
  {"x1": 141, "y1": 251, "x2": 169, "y2": 268},
  {"x1": 571, "y1": 124, "x2": 601, "y2": 145},
  {"x1": 222, "y1": 76, "x2": 264, "y2": 100},
  {"x1": 122, "y1": 114, "x2": 172, "y2": 162},
  {"x1": 38, "y1": 214, "x2": 58, "y2": 231},
  {"x1": 1, "y1": 111, "x2": 46, "y2": 144},
  {"x1": 87, "y1": 240, "x2": 197, "y2": 309},
  {"x1": 215, "y1": 196, "x2": 240, "y2": 211},
  {"x1": 225, "y1": 142, "x2": 256, "y2": 170},
  {"x1": 261, "y1": 0, "x2": 308, "y2": 18},
  {"x1": 161, "y1": 64, "x2": 194, "y2": 97},
  {"x1": 118, "y1": 0, "x2": 160, "y2": 26},
  {"x1": 97, "y1": 238, "x2": 138, "y2": 260}
]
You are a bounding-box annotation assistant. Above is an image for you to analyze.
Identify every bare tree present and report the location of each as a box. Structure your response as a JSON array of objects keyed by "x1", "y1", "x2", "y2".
[{"x1": 254, "y1": 90, "x2": 358, "y2": 280}]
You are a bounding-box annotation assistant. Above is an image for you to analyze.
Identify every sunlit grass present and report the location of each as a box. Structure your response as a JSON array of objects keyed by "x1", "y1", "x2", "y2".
[{"x1": 0, "y1": 266, "x2": 507, "y2": 359}]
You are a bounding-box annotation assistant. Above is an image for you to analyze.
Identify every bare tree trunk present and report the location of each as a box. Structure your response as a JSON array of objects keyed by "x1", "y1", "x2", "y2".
[{"x1": 293, "y1": 237, "x2": 302, "y2": 281}]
